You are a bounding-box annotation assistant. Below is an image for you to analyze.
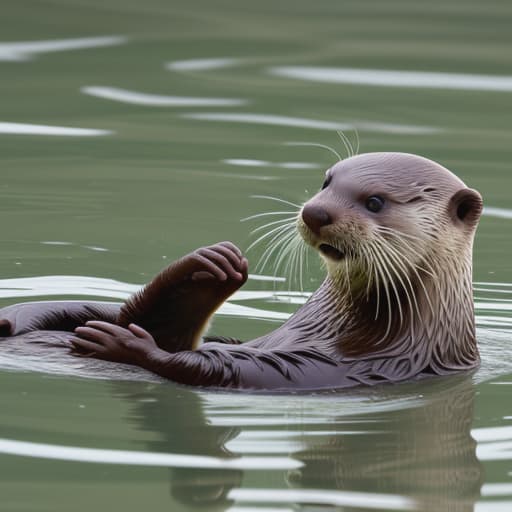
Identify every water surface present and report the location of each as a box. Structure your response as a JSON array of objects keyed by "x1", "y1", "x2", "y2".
[{"x1": 1, "y1": 1, "x2": 512, "y2": 510}]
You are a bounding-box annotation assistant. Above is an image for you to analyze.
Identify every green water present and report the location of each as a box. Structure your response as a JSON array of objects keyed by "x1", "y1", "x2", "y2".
[{"x1": 1, "y1": 0, "x2": 512, "y2": 510}]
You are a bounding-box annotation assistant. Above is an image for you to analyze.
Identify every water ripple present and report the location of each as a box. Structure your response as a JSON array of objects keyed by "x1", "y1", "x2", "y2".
[
  {"x1": 0, "y1": 35, "x2": 127, "y2": 62},
  {"x1": 0, "y1": 122, "x2": 112, "y2": 136},
  {"x1": 182, "y1": 112, "x2": 439, "y2": 134},
  {"x1": 0, "y1": 276, "x2": 510, "y2": 380},
  {"x1": 228, "y1": 488, "x2": 415, "y2": 511},
  {"x1": 269, "y1": 66, "x2": 512, "y2": 92},
  {"x1": 0, "y1": 438, "x2": 301, "y2": 470},
  {"x1": 224, "y1": 159, "x2": 319, "y2": 169},
  {"x1": 483, "y1": 206, "x2": 512, "y2": 219},
  {"x1": 82, "y1": 86, "x2": 247, "y2": 107},
  {"x1": 166, "y1": 57, "x2": 242, "y2": 72}
]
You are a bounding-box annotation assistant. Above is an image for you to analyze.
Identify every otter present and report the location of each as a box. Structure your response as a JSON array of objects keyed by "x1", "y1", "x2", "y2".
[{"x1": 0, "y1": 153, "x2": 483, "y2": 390}]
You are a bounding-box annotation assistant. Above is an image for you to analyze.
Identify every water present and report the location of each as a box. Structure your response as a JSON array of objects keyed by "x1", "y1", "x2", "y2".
[{"x1": 1, "y1": 0, "x2": 512, "y2": 510}]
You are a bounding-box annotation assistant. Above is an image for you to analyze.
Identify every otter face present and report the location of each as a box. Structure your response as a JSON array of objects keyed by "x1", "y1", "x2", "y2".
[{"x1": 297, "y1": 153, "x2": 483, "y2": 280}]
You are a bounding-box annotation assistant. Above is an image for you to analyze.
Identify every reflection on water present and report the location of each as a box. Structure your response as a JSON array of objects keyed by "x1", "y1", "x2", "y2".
[
  {"x1": 269, "y1": 66, "x2": 512, "y2": 92},
  {"x1": 2, "y1": 0, "x2": 512, "y2": 510},
  {"x1": 483, "y1": 207, "x2": 512, "y2": 220},
  {"x1": 0, "y1": 375, "x2": 483, "y2": 511},
  {"x1": 166, "y1": 57, "x2": 243, "y2": 72},
  {"x1": 0, "y1": 122, "x2": 112, "y2": 136},
  {"x1": 223, "y1": 159, "x2": 319, "y2": 170},
  {"x1": 181, "y1": 112, "x2": 439, "y2": 135},
  {"x1": 81, "y1": 86, "x2": 248, "y2": 107},
  {"x1": 0, "y1": 35, "x2": 126, "y2": 61},
  {"x1": 0, "y1": 437, "x2": 299, "y2": 471},
  {"x1": 112, "y1": 375, "x2": 511, "y2": 510}
]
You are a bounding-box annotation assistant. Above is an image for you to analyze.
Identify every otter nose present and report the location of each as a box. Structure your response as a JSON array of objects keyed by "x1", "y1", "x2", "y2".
[{"x1": 301, "y1": 205, "x2": 332, "y2": 234}]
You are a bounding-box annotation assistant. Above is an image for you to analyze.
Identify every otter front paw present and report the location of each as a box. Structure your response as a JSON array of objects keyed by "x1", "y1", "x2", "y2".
[
  {"x1": 118, "y1": 241, "x2": 248, "y2": 353},
  {"x1": 187, "y1": 241, "x2": 248, "y2": 286},
  {"x1": 70, "y1": 321, "x2": 158, "y2": 366}
]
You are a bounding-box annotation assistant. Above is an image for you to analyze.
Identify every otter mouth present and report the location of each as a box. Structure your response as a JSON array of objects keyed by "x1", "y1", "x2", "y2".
[{"x1": 318, "y1": 244, "x2": 345, "y2": 261}]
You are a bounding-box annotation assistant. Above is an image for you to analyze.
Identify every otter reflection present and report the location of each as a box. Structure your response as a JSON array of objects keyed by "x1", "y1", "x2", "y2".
[
  {"x1": 111, "y1": 382, "x2": 243, "y2": 510},
  {"x1": 288, "y1": 377, "x2": 483, "y2": 512},
  {"x1": 113, "y1": 375, "x2": 482, "y2": 512}
]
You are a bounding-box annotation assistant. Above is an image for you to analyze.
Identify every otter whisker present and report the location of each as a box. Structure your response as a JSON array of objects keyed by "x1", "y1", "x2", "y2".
[
  {"x1": 384, "y1": 236, "x2": 434, "y2": 320},
  {"x1": 362, "y1": 245, "x2": 380, "y2": 313},
  {"x1": 374, "y1": 237, "x2": 418, "y2": 331},
  {"x1": 379, "y1": 239, "x2": 422, "y2": 325},
  {"x1": 291, "y1": 237, "x2": 304, "y2": 292},
  {"x1": 250, "y1": 216, "x2": 298, "y2": 235},
  {"x1": 344, "y1": 257, "x2": 353, "y2": 303},
  {"x1": 376, "y1": 226, "x2": 437, "y2": 278},
  {"x1": 284, "y1": 141, "x2": 342, "y2": 162},
  {"x1": 275, "y1": 232, "x2": 301, "y2": 281},
  {"x1": 255, "y1": 231, "x2": 297, "y2": 275},
  {"x1": 369, "y1": 247, "x2": 394, "y2": 341},
  {"x1": 256, "y1": 227, "x2": 297, "y2": 274},
  {"x1": 373, "y1": 260, "x2": 382, "y2": 321},
  {"x1": 270, "y1": 237, "x2": 296, "y2": 285},
  {"x1": 336, "y1": 130, "x2": 354, "y2": 158},
  {"x1": 376, "y1": 246, "x2": 405, "y2": 329},
  {"x1": 250, "y1": 194, "x2": 302, "y2": 209},
  {"x1": 384, "y1": 240, "x2": 436, "y2": 319},
  {"x1": 256, "y1": 230, "x2": 296, "y2": 275},
  {"x1": 376, "y1": 226, "x2": 427, "y2": 245},
  {"x1": 362, "y1": 243, "x2": 382, "y2": 319},
  {"x1": 247, "y1": 221, "x2": 297, "y2": 252},
  {"x1": 298, "y1": 238, "x2": 305, "y2": 292},
  {"x1": 377, "y1": 228, "x2": 437, "y2": 316},
  {"x1": 280, "y1": 233, "x2": 296, "y2": 286},
  {"x1": 241, "y1": 210, "x2": 298, "y2": 222}
]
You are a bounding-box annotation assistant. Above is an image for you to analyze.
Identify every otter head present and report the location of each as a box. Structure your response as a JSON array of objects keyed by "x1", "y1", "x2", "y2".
[
  {"x1": 297, "y1": 152, "x2": 483, "y2": 371},
  {"x1": 298, "y1": 152, "x2": 482, "y2": 279}
]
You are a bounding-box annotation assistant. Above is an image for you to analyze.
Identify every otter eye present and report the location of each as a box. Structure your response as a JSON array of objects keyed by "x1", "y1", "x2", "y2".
[
  {"x1": 321, "y1": 175, "x2": 332, "y2": 190},
  {"x1": 365, "y1": 195, "x2": 385, "y2": 213}
]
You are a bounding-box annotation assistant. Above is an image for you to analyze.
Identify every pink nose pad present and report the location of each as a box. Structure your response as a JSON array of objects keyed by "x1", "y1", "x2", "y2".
[{"x1": 301, "y1": 205, "x2": 332, "y2": 235}]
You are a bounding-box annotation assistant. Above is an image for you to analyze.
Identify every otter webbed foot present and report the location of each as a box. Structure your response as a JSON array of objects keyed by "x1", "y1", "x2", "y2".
[{"x1": 118, "y1": 242, "x2": 248, "y2": 352}]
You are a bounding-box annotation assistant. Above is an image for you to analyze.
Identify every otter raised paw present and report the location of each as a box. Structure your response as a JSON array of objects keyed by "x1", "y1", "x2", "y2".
[{"x1": 117, "y1": 241, "x2": 248, "y2": 352}]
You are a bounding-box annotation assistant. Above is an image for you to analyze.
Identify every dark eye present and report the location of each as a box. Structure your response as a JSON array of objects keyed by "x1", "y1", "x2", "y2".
[
  {"x1": 365, "y1": 195, "x2": 385, "y2": 213},
  {"x1": 321, "y1": 175, "x2": 332, "y2": 190}
]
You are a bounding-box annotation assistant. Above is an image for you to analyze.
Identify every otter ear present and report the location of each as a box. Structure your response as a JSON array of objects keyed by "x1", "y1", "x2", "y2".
[{"x1": 449, "y1": 188, "x2": 483, "y2": 227}]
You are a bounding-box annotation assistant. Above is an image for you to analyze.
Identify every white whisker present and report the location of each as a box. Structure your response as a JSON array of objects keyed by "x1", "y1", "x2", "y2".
[
  {"x1": 241, "y1": 210, "x2": 297, "y2": 222},
  {"x1": 250, "y1": 195, "x2": 302, "y2": 209},
  {"x1": 250, "y1": 216, "x2": 298, "y2": 235},
  {"x1": 336, "y1": 130, "x2": 354, "y2": 158},
  {"x1": 284, "y1": 141, "x2": 342, "y2": 162},
  {"x1": 256, "y1": 228, "x2": 297, "y2": 273},
  {"x1": 247, "y1": 222, "x2": 295, "y2": 252}
]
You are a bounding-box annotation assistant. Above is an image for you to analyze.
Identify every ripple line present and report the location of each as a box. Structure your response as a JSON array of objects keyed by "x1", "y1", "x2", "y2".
[
  {"x1": 0, "y1": 122, "x2": 112, "y2": 137},
  {"x1": 0, "y1": 438, "x2": 302, "y2": 470},
  {"x1": 182, "y1": 112, "x2": 439, "y2": 135},
  {"x1": 82, "y1": 86, "x2": 247, "y2": 107},
  {"x1": 483, "y1": 206, "x2": 512, "y2": 219},
  {"x1": 270, "y1": 66, "x2": 512, "y2": 92},
  {"x1": 166, "y1": 57, "x2": 241, "y2": 71},
  {"x1": 0, "y1": 35, "x2": 127, "y2": 62},
  {"x1": 228, "y1": 488, "x2": 415, "y2": 511}
]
